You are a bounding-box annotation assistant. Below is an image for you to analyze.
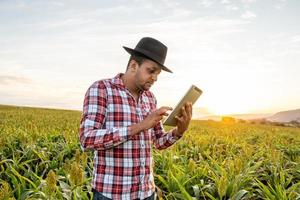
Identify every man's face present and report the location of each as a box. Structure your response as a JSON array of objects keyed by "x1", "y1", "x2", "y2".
[{"x1": 134, "y1": 59, "x2": 162, "y2": 91}]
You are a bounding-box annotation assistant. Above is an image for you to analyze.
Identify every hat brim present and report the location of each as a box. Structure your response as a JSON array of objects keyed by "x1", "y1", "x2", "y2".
[{"x1": 123, "y1": 46, "x2": 173, "y2": 73}]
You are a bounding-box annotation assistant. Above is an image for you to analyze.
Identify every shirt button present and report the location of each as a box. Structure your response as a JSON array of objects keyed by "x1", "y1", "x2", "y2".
[{"x1": 141, "y1": 144, "x2": 145, "y2": 148}]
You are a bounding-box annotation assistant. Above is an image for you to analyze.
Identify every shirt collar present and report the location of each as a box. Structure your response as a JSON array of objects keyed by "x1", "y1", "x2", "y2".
[
  {"x1": 111, "y1": 73, "x2": 126, "y2": 89},
  {"x1": 112, "y1": 73, "x2": 146, "y2": 97}
]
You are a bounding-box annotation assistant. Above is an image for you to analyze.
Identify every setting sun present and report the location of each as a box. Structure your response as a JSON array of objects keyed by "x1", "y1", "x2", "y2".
[{"x1": 204, "y1": 97, "x2": 255, "y2": 116}]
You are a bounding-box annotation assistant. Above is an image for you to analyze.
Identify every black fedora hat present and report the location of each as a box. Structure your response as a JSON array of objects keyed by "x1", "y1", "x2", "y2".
[{"x1": 123, "y1": 37, "x2": 172, "y2": 73}]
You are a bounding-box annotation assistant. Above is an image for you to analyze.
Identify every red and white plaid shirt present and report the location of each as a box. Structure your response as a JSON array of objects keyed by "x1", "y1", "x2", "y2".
[{"x1": 79, "y1": 74, "x2": 181, "y2": 200}]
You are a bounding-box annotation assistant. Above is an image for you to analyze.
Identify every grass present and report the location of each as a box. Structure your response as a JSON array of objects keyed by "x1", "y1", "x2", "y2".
[{"x1": 0, "y1": 104, "x2": 300, "y2": 199}]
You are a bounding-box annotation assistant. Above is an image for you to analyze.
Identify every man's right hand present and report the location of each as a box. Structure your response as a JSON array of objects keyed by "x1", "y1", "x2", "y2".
[
  {"x1": 129, "y1": 107, "x2": 172, "y2": 137},
  {"x1": 141, "y1": 107, "x2": 173, "y2": 130}
]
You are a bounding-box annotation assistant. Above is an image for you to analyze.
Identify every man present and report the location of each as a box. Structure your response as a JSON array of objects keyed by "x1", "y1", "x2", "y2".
[{"x1": 79, "y1": 37, "x2": 192, "y2": 200}]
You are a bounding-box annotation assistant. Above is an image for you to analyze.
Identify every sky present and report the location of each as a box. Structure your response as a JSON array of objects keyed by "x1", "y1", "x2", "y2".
[{"x1": 0, "y1": 0, "x2": 300, "y2": 117}]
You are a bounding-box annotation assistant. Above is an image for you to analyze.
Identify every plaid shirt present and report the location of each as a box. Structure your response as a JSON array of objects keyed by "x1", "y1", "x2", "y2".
[{"x1": 79, "y1": 74, "x2": 181, "y2": 200}]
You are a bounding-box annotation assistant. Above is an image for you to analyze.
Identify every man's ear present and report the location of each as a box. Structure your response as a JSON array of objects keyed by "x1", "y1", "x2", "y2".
[{"x1": 128, "y1": 60, "x2": 138, "y2": 72}]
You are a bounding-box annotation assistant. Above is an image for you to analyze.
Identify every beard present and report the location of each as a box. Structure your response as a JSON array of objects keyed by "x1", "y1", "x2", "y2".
[
  {"x1": 136, "y1": 82, "x2": 153, "y2": 91},
  {"x1": 135, "y1": 73, "x2": 154, "y2": 91}
]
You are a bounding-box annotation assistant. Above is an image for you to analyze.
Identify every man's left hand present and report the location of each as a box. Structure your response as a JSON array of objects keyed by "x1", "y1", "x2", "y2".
[{"x1": 175, "y1": 102, "x2": 192, "y2": 136}]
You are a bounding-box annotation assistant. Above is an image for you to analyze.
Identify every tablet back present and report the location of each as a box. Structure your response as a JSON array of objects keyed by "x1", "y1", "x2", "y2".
[{"x1": 163, "y1": 85, "x2": 202, "y2": 126}]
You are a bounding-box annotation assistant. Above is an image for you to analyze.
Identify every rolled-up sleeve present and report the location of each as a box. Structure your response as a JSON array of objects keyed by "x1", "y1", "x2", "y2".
[{"x1": 151, "y1": 121, "x2": 182, "y2": 150}]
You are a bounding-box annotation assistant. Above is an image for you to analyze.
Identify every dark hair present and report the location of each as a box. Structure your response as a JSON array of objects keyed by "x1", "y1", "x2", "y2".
[{"x1": 126, "y1": 54, "x2": 146, "y2": 71}]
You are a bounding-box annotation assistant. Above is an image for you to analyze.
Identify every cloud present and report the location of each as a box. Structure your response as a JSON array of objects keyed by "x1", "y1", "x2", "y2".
[
  {"x1": 197, "y1": 0, "x2": 215, "y2": 7},
  {"x1": 225, "y1": 5, "x2": 239, "y2": 10},
  {"x1": 241, "y1": 10, "x2": 256, "y2": 19},
  {"x1": 241, "y1": 0, "x2": 256, "y2": 3},
  {"x1": 273, "y1": 0, "x2": 287, "y2": 10},
  {"x1": 41, "y1": 18, "x2": 95, "y2": 29},
  {"x1": 161, "y1": 0, "x2": 180, "y2": 8},
  {"x1": 274, "y1": 4, "x2": 282, "y2": 10},
  {"x1": 219, "y1": 0, "x2": 239, "y2": 11},
  {"x1": 0, "y1": 75, "x2": 32, "y2": 85},
  {"x1": 221, "y1": 0, "x2": 231, "y2": 4},
  {"x1": 291, "y1": 35, "x2": 300, "y2": 43}
]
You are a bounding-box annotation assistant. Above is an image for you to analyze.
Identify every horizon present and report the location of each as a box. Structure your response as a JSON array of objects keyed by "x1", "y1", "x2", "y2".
[
  {"x1": 1, "y1": 103, "x2": 298, "y2": 120},
  {"x1": 1, "y1": 0, "x2": 300, "y2": 116}
]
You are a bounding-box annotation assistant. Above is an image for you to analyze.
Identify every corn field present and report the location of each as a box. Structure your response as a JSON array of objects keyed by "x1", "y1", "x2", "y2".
[{"x1": 0, "y1": 105, "x2": 300, "y2": 199}]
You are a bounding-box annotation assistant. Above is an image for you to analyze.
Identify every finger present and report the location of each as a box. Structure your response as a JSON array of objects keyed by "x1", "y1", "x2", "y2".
[
  {"x1": 160, "y1": 106, "x2": 173, "y2": 111},
  {"x1": 155, "y1": 115, "x2": 164, "y2": 123},
  {"x1": 181, "y1": 106, "x2": 187, "y2": 120},
  {"x1": 175, "y1": 116, "x2": 186, "y2": 128},
  {"x1": 184, "y1": 102, "x2": 191, "y2": 113},
  {"x1": 158, "y1": 112, "x2": 169, "y2": 117},
  {"x1": 175, "y1": 116, "x2": 183, "y2": 123},
  {"x1": 186, "y1": 103, "x2": 192, "y2": 119},
  {"x1": 158, "y1": 106, "x2": 173, "y2": 115},
  {"x1": 162, "y1": 112, "x2": 169, "y2": 116}
]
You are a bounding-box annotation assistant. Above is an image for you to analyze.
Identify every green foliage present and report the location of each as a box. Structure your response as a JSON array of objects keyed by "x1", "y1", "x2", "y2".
[{"x1": 1, "y1": 105, "x2": 300, "y2": 199}]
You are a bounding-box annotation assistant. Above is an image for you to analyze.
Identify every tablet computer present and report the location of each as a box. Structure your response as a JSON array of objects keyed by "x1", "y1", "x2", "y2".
[{"x1": 163, "y1": 85, "x2": 202, "y2": 126}]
